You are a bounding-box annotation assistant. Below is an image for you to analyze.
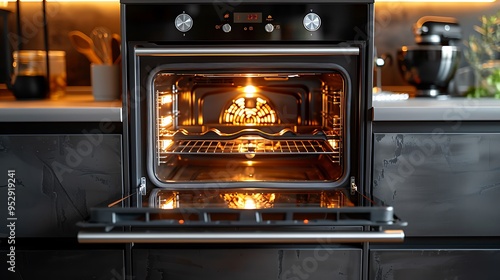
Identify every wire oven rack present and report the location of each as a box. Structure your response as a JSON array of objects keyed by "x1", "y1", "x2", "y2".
[{"x1": 161, "y1": 139, "x2": 339, "y2": 155}]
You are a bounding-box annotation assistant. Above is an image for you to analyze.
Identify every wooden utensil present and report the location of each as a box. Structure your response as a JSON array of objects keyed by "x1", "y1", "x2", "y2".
[{"x1": 68, "y1": 30, "x2": 103, "y2": 64}]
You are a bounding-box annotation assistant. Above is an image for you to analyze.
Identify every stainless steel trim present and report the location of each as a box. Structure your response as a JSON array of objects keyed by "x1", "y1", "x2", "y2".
[
  {"x1": 78, "y1": 230, "x2": 404, "y2": 243},
  {"x1": 135, "y1": 47, "x2": 360, "y2": 56}
]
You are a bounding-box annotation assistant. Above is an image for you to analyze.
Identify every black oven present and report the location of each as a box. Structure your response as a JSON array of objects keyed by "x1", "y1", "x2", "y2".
[{"x1": 78, "y1": 0, "x2": 405, "y2": 244}]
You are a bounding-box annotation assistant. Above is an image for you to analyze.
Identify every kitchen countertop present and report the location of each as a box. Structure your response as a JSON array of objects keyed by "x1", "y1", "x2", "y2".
[
  {"x1": 372, "y1": 97, "x2": 500, "y2": 121},
  {"x1": 0, "y1": 87, "x2": 122, "y2": 122},
  {"x1": 2, "y1": 86, "x2": 499, "y2": 123}
]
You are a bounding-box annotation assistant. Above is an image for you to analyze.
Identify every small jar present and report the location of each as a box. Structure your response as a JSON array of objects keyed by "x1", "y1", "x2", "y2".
[
  {"x1": 47, "y1": 51, "x2": 67, "y2": 100},
  {"x1": 11, "y1": 50, "x2": 49, "y2": 99},
  {"x1": 12, "y1": 50, "x2": 67, "y2": 100}
]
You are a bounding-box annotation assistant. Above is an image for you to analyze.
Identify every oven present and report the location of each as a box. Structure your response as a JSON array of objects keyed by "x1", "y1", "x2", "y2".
[{"x1": 78, "y1": 0, "x2": 405, "y2": 244}]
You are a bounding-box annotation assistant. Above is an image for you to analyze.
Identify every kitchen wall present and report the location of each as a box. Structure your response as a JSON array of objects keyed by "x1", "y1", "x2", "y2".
[{"x1": 2, "y1": 1, "x2": 499, "y2": 89}]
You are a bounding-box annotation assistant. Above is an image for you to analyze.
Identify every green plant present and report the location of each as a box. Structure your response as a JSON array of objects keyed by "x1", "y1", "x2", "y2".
[{"x1": 464, "y1": 11, "x2": 500, "y2": 98}]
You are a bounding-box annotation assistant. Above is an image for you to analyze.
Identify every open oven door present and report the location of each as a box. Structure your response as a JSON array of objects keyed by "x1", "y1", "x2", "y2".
[
  {"x1": 77, "y1": 202, "x2": 407, "y2": 244},
  {"x1": 77, "y1": 183, "x2": 407, "y2": 244}
]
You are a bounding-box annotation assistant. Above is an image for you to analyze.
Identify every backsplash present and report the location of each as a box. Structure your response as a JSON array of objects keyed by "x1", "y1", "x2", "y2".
[
  {"x1": 3, "y1": 2, "x2": 119, "y2": 86},
  {"x1": 2, "y1": 2, "x2": 499, "y2": 90}
]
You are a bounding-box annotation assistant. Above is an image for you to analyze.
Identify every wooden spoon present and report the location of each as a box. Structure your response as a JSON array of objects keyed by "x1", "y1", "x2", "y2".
[{"x1": 68, "y1": 30, "x2": 103, "y2": 64}]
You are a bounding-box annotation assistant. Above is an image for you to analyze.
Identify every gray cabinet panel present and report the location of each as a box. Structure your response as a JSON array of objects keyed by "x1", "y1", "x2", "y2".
[
  {"x1": 0, "y1": 249, "x2": 124, "y2": 280},
  {"x1": 369, "y1": 249, "x2": 500, "y2": 280},
  {"x1": 133, "y1": 248, "x2": 362, "y2": 280},
  {"x1": 372, "y1": 133, "x2": 500, "y2": 236},
  {"x1": 0, "y1": 135, "x2": 123, "y2": 237}
]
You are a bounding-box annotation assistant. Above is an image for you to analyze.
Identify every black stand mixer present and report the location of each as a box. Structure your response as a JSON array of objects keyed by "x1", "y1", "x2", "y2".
[{"x1": 397, "y1": 16, "x2": 462, "y2": 97}]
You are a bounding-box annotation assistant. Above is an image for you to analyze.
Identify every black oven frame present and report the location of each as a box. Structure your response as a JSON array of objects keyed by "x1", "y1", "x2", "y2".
[
  {"x1": 139, "y1": 46, "x2": 357, "y2": 190},
  {"x1": 129, "y1": 45, "x2": 363, "y2": 204},
  {"x1": 120, "y1": 0, "x2": 377, "y2": 205}
]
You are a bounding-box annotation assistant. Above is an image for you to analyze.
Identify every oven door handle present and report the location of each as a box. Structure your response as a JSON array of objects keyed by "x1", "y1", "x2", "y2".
[
  {"x1": 134, "y1": 47, "x2": 360, "y2": 56},
  {"x1": 78, "y1": 230, "x2": 404, "y2": 244}
]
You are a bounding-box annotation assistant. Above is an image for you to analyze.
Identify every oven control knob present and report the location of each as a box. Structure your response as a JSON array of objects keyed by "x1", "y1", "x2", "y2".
[
  {"x1": 265, "y1": 23, "x2": 274, "y2": 33},
  {"x1": 303, "y1": 12, "x2": 321, "y2": 32},
  {"x1": 222, "y1": 23, "x2": 232, "y2": 33},
  {"x1": 175, "y1": 13, "x2": 193, "y2": 32}
]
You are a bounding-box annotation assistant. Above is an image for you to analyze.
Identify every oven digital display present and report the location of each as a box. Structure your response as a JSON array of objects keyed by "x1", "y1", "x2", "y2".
[{"x1": 234, "y1": 12, "x2": 262, "y2": 23}]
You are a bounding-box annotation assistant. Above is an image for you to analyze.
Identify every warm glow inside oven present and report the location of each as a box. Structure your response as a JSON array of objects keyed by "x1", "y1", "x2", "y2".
[
  {"x1": 150, "y1": 189, "x2": 354, "y2": 209},
  {"x1": 148, "y1": 72, "x2": 346, "y2": 188}
]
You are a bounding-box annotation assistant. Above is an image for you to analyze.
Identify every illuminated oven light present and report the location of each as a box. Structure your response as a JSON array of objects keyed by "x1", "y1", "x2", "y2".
[
  {"x1": 160, "y1": 116, "x2": 173, "y2": 127},
  {"x1": 160, "y1": 95, "x2": 173, "y2": 105},
  {"x1": 243, "y1": 85, "x2": 258, "y2": 98}
]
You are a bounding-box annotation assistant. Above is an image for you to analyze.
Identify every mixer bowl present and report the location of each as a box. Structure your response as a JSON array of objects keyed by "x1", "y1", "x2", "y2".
[{"x1": 397, "y1": 45, "x2": 460, "y2": 97}]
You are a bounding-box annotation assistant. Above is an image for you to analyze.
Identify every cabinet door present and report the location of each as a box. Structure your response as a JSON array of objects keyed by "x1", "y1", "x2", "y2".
[
  {"x1": 133, "y1": 248, "x2": 362, "y2": 280},
  {"x1": 0, "y1": 135, "x2": 123, "y2": 237},
  {"x1": 372, "y1": 133, "x2": 500, "y2": 236},
  {"x1": 0, "y1": 249, "x2": 124, "y2": 280},
  {"x1": 369, "y1": 249, "x2": 500, "y2": 280}
]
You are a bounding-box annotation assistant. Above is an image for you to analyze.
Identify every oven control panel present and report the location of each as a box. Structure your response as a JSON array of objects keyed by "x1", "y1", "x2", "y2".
[
  {"x1": 125, "y1": 3, "x2": 369, "y2": 42},
  {"x1": 174, "y1": 11, "x2": 322, "y2": 34}
]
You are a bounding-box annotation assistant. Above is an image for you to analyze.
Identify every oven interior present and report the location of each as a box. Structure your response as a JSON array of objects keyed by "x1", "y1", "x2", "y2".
[
  {"x1": 150, "y1": 71, "x2": 346, "y2": 186},
  {"x1": 142, "y1": 68, "x2": 355, "y2": 210}
]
